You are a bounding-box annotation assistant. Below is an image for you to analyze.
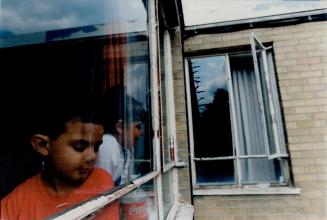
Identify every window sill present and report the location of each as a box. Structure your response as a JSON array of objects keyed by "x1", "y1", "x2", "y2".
[
  {"x1": 193, "y1": 186, "x2": 301, "y2": 196},
  {"x1": 166, "y1": 202, "x2": 194, "y2": 220}
]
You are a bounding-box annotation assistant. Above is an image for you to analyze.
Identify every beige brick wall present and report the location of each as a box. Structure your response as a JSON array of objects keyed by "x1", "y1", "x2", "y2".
[{"x1": 172, "y1": 20, "x2": 327, "y2": 219}]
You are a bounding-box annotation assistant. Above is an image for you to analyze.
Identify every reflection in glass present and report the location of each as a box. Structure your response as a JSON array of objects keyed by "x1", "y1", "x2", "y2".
[
  {"x1": 195, "y1": 160, "x2": 235, "y2": 184},
  {"x1": 0, "y1": 0, "x2": 147, "y2": 37},
  {"x1": 0, "y1": 0, "x2": 152, "y2": 218},
  {"x1": 85, "y1": 180, "x2": 158, "y2": 220},
  {"x1": 119, "y1": 181, "x2": 158, "y2": 220},
  {"x1": 96, "y1": 87, "x2": 150, "y2": 186},
  {"x1": 189, "y1": 56, "x2": 233, "y2": 158},
  {"x1": 162, "y1": 171, "x2": 175, "y2": 218},
  {"x1": 240, "y1": 158, "x2": 283, "y2": 184}
]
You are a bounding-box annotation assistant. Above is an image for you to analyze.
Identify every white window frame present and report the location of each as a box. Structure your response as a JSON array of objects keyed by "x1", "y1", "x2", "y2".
[
  {"x1": 160, "y1": 30, "x2": 178, "y2": 172},
  {"x1": 159, "y1": 29, "x2": 182, "y2": 219},
  {"x1": 251, "y1": 33, "x2": 288, "y2": 159},
  {"x1": 185, "y1": 33, "x2": 300, "y2": 195}
]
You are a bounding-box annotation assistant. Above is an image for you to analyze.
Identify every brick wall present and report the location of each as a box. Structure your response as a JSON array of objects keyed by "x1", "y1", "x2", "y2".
[{"x1": 172, "y1": 20, "x2": 327, "y2": 219}]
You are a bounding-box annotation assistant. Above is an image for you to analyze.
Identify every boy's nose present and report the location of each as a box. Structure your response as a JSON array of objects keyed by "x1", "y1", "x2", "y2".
[{"x1": 84, "y1": 147, "x2": 96, "y2": 162}]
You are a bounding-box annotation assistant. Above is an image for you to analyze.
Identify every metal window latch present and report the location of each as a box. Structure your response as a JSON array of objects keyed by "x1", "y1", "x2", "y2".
[{"x1": 175, "y1": 161, "x2": 187, "y2": 168}]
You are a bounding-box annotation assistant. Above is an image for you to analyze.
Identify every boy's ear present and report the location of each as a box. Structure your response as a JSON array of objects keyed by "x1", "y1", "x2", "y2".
[
  {"x1": 115, "y1": 120, "x2": 124, "y2": 135},
  {"x1": 31, "y1": 134, "x2": 50, "y2": 156}
]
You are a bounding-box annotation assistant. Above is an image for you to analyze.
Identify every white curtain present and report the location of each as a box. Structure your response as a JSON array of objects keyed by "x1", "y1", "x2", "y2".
[{"x1": 232, "y1": 68, "x2": 277, "y2": 183}]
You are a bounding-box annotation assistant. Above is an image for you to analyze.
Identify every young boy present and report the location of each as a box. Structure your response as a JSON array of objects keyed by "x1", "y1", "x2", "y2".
[
  {"x1": 0, "y1": 98, "x2": 119, "y2": 220},
  {"x1": 96, "y1": 87, "x2": 145, "y2": 185}
]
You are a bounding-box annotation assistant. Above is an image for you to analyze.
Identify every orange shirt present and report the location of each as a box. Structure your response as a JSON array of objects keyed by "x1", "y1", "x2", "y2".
[{"x1": 1, "y1": 167, "x2": 119, "y2": 220}]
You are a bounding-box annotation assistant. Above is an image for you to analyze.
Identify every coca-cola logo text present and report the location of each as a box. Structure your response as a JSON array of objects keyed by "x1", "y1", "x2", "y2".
[{"x1": 129, "y1": 204, "x2": 147, "y2": 215}]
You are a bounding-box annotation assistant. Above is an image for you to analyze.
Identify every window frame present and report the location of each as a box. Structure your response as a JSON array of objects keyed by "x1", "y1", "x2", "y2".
[
  {"x1": 0, "y1": 0, "x2": 183, "y2": 219},
  {"x1": 160, "y1": 29, "x2": 178, "y2": 171},
  {"x1": 158, "y1": 28, "x2": 181, "y2": 218},
  {"x1": 49, "y1": 0, "x2": 182, "y2": 218},
  {"x1": 185, "y1": 33, "x2": 298, "y2": 195},
  {"x1": 250, "y1": 33, "x2": 288, "y2": 160}
]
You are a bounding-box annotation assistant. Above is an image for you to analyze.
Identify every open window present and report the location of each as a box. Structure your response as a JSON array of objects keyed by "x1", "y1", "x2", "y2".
[
  {"x1": 186, "y1": 33, "x2": 294, "y2": 192},
  {"x1": 251, "y1": 33, "x2": 288, "y2": 160}
]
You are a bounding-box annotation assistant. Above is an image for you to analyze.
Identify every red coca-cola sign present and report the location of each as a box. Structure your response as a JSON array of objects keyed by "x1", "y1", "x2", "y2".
[{"x1": 122, "y1": 201, "x2": 148, "y2": 220}]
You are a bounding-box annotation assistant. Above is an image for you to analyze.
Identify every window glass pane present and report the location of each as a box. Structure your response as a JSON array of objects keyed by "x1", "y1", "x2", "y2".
[
  {"x1": 251, "y1": 34, "x2": 288, "y2": 157},
  {"x1": 0, "y1": 0, "x2": 153, "y2": 218},
  {"x1": 1, "y1": 0, "x2": 147, "y2": 47},
  {"x1": 256, "y1": 49, "x2": 277, "y2": 155},
  {"x1": 230, "y1": 55, "x2": 266, "y2": 156},
  {"x1": 189, "y1": 56, "x2": 233, "y2": 158},
  {"x1": 266, "y1": 52, "x2": 287, "y2": 155},
  {"x1": 195, "y1": 160, "x2": 235, "y2": 185},
  {"x1": 120, "y1": 181, "x2": 158, "y2": 220},
  {"x1": 189, "y1": 48, "x2": 290, "y2": 186},
  {"x1": 72, "y1": 180, "x2": 158, "y2": 220},
  {"x1": 162, "y1": 171, "x2": 175, "y2": 218},
  {"x1": 240, "y1": 158, "x2": 284, "y2": 184}
]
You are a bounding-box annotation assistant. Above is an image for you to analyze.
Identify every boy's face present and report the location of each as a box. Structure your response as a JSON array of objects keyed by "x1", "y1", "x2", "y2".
[
  {"x1": 124, "y1": 121, "x2": 143, "y2": 149},
  {"x1": 48, "y1": 121, "x2": 104, "y2": 184}
]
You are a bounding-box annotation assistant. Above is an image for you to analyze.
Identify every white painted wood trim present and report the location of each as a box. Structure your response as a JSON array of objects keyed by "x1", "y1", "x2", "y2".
[
  {"x1": 250, "y1": 32, "x2": 271, "y2": 157},
  {"x1": 184, "y1": 9, "x2": 327, "y2": 31},
  {"x1": 148, "y1": 0, "x2": 165, "y2": 219},
  {"x1": 184, "y1": 58, "x2": 197, "y2": 189},
  {"x1": 51, "y1": 171, "x2": 161, "y2": 220},
  {"x1": 164, "y1": 30, "x2": 178, "y2": 165},
  {"x1": 225, "y1": 54, "x2": 242, "y2": 186},
  {"x1": 162, "y1": 29, "x2": 180, "y2": 214}
]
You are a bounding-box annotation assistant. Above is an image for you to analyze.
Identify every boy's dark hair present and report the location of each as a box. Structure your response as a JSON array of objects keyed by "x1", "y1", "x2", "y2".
[{"x1": 32, "y1": 96, "x2": 105, "y2": 139}]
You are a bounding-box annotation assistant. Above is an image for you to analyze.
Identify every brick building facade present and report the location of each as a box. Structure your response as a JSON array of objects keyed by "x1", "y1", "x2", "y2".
[{"x1": 171, "y1": 14, "x2": 327, "y2": 220}]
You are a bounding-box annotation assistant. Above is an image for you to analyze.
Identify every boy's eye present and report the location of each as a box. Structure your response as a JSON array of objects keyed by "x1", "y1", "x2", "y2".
[
  {"x1": 73, "y1": 144, "x2": 86, "y2": 152},
  {"x1": 72, "y1": 141, "x2": 88, "y2": 152}
]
